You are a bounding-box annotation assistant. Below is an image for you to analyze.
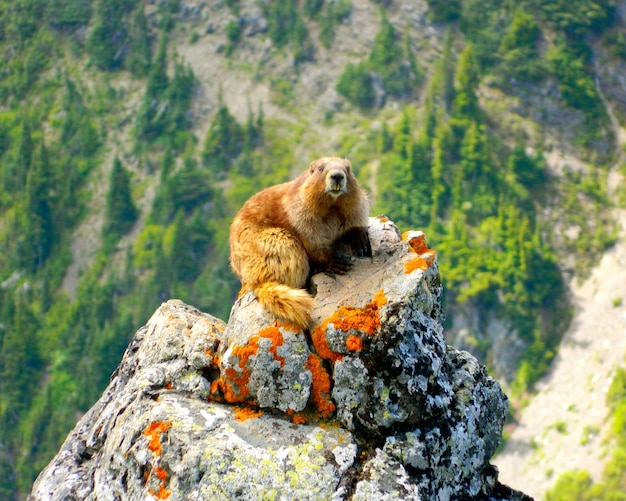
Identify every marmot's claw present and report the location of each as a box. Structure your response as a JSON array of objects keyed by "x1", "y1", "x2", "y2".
[
  {"x1": 356, "y1": 231, "x2": 372, "y2": 258},
  {"x1": 327, "y1": 255, "x2": 353, "y2": 275},
  {"x1": 345, "y1": 227, "x2": 372, "y2": 258}
]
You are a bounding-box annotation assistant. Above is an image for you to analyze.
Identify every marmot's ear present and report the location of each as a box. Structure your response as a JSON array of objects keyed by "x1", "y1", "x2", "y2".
[
  {"x1": 343, "y1": 158, "x2": 352, "y2": 172},
  {"x1": 309, "y1": 160, "x2": 318, "y2": 174}
]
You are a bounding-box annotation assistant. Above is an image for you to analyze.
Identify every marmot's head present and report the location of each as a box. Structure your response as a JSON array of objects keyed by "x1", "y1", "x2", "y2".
[{"x1": 309, "y1": 157, "x2": 353, "y2": 198}]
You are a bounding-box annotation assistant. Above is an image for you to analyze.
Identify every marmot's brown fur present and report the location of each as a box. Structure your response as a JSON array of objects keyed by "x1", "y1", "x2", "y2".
[{"x1": 229, "y1": 156, "x2": 371, "y2": 328}]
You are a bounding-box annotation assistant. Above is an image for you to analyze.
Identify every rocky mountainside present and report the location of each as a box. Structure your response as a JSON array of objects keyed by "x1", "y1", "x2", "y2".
[
  {"x1": 496, "y1": 208, "x2": 626, "y2": 498},
  {"x1": 1, "y1": 0, "x2": 626, "y2": 498},
  {"x1": 30, "y1": 218, "x2": 530, "y2": 500}
]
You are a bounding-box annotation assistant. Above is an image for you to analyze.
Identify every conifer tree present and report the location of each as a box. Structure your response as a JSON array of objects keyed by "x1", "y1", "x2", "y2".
[
  {"x1": 103, "y1": 157, "x2": 138, "y2": 241},
  {"x1": 136, "y1": 35, "x2": 168, "y2": 140},
  {"x1": 20, "y1": 142, "x2": 55, "y2": 271},
  {"x1": 452, "y1": 43, "x2": 480, "y2": 119},
  {"x1": 86, "y1": 0, "x2": 126, "y2": 70},
  {"x1": 336, "y1": 62, "x2": 375, "y2": 110},
  {"x1": 45, "y1": 0, "x2": 92, "y2": 29},
  {"x1": 125, "y1": 6, "x2": 152, "y2": 77},
  {"x1": 202, "y1": 101, "x2": 244, "y2": 176},
  {"x1": 0, "y1": 295, "x2": 42, "y2": 431},
  {"x1": 4, "y1": 115, "x2": 33, "y2": 192},
  {"x1": 60, "y1": 77, "x2": 99, "y2": 158}
]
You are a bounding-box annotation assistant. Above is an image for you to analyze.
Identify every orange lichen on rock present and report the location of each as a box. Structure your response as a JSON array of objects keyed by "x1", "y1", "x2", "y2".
[
  {"x1": 219, "y1": 338, "x2": 259, "y2": 403},
  {"x1": 219, "y1": 323, "x2": 292, "y2": 402},
  {"x1": 148, "y1": 466, "x2": 172, "y2": 499},
  {"x1": 311, "y1": 325, "x2": 344, "y2": 362},
  {"x1": 306, "y1": 353, "x2": 336, "y2": 418},
  {"x1": 345, "y1": 334, "x2": 363, "y2": 352},
  {"x1": 144, "y1": 421, "x2": 172, "y2": 456},
  {"x1": 313, "y1": 290, "x2": 387, "y2": 361},
  {"x1": 291, "y1": 413, "x2": 307, "y2": 425},
  {"x1": 234, "y1": 406, "x2": 263, "y2": 421},
  {"x1": 403, "y1": 232, "x2": 436, "y2": 274},
  {"x1": 257, "y1": 324, "x2": 286, "y2": 367},
  {"x1": 143, "y1": 422, "x2": 172, "y2": 499}
]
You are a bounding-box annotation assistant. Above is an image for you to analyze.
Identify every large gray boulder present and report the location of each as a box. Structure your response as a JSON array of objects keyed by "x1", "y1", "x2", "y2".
[{"x1": 29, "y1": 217, "x2": 531, "y2": 500}]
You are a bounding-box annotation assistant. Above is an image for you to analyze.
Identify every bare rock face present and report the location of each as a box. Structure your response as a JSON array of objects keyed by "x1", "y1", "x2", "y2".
[{"x1": 29, "y1": 217, "x2": 532, "y2": 501}]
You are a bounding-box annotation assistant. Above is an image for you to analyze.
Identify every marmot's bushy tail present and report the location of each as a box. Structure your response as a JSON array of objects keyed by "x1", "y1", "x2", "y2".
[{"x1": 254, "y1": 282, "x2": 314, "y2": 328}]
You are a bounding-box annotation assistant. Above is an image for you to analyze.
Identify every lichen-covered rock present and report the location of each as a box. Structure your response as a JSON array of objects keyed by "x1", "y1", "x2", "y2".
[{"x1": 29, "y1": 217, "x2": 532, "y2": 501}]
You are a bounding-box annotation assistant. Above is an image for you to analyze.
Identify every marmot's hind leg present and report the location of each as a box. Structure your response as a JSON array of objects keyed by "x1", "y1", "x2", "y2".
[
  {"x1": 255, "y1": 228, "x2": 310, "y2": 288},
  {"x1": 239, "y1": 227, "x2": 314, "y2": 328}
]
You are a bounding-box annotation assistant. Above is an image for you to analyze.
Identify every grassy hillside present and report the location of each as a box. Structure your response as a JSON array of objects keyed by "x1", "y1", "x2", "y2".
[{"x1": 0, "y1": 0, "x2": 625, "y2": 498}]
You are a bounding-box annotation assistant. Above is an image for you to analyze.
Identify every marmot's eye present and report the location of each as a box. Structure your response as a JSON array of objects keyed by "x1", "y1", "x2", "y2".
[{"x1": 317, "y1": 165, "x2": 324, "y2": 173}]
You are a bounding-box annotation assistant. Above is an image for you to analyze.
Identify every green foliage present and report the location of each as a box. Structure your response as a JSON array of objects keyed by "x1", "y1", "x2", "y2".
[
  {"x1": 225, "y1": 19, "x2": 242, "y2": 55},
  {"x1": 263, "y1": 0, "x2": 314, "y2": 64},
  {"x1": 103, "y1": 157, "x2": 138, "y2": 242},
  {"x1": 528, "y1": 0, "x2": 613, "y2": 37},
  {"x1": 0, "y1": 28, "x2": 55, "y2": 102},
  {"x1": 369, "y1": 16, "x2": 420, "y2": 100},
  {"x1": 496, "y1": 9, "x2": 545, "y2": 83},
  {"x1": 86, "y1": 1, "x2": 153, "y2": 73},
  {"x1": 136, "y1": 37, "x2": 197, "y2": 146},
  {"x1": 19, "y1": 143, "x2": 56, "y2": 271},
  {"x1": 202, "y1": 103, "x2": 244, "y2": 176},
  {"x1": 86, "y1": 0, "x2": 127, "y2": 70},
  {"x1": 336, "y1": 62, "x2": 376, "y2": 111},
  {"x1": 452, "y1": 43, "x2": 480, "y2": 119},
  {"x1": 59, "y1": 77, "x2": 101, "y2": 158},
  {"x1": 337, "y1": 16, "x2": 420, "y2": 109},
  {"x1": 303, "y1": 0, "x2": 325, "y2": 18},
  {"x1": 44, "y1": 0, "x2": 92, "y2": 29},
  {"x1": 425, "y1": 0, "x2": 461, "y2": 23},
  {"x1": 318, "y1": 0, "x2": 352, "y2": 48},
  {"x1": 545, "y1": 470, "x2": 594, "y2": 501},
  {"x1": 546, "y1": 361, "x2": 626, "y2": 500},
  {"x1": 458, "y1": 0, "x2": 509, "y2": 68},
  {"x1": 546, "y1": 41, "x2": 603, "y2": 115},
  {"x1": 152, "y1": 161, "x2": 214, "y2": 222},
  {"x1": 124, "y1": 6, "x2": 152, "y2": 76},
  {"x1": 605, "y1": 28, "x2": 626, "y2": 59}
]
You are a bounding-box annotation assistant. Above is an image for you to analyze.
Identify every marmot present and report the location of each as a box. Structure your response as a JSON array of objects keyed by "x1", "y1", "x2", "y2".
[{"x1": 229, "y1": 156, "x2": 371, "y2": 328}]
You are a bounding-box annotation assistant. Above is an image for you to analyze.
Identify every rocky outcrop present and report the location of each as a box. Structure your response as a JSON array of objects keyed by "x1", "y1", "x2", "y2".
[{"x1": 29, "y1": 217, "x2": 531, "y2": 500}]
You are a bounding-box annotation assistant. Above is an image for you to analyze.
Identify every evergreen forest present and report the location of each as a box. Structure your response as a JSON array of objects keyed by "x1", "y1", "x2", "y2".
[{"x1": 0, "y1": 0, "x2": 625, "y2": 498}]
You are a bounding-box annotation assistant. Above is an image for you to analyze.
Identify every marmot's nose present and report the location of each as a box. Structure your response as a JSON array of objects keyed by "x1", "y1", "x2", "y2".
[{"x1": 330, "y1": 172, "x2": 345, "y2": 183}]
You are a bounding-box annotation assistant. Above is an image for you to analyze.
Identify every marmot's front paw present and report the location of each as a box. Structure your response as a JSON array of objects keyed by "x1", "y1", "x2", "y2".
[
  {"x1": 326, "y1": 254, "x2": 353, "y2": 275},
  {"x1": 339, "y1": 227, "x2": 372, "y2": 258}
]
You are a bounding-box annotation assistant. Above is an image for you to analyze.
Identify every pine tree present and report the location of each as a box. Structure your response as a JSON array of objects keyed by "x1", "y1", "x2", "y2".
[
  {"x1": 202, "y1": 102, "x2": 244, "y2": 176},
  {"x1": 452, "y1": 43, "x2": 480, "y2": 119},
  {"x1": 103, "y1": 157, "x2": 138, "y2": 241},
  {"x1": 20, "y1": 142, "x2": 55, "y2": 271},
  {"x1": 45, "y1": 0, "x2": 92, "y2": 29},
  {"x1": 125, "y1": 5, "x2": 152, "y2": 76},
  {"x1": 336, "y1": 62, "x2": 375, "y2": 110},
  {"x1": 60, "y1": 77, "x2": 99, "y2": 158},
  {"x1": 136, "y1": 36, "x2": 169, "y2": 140},
  {"x1": 4, "y1": 115, "x2": 33, "y2": 192},
  {"x1": 86, "y1": 0, "x2": 126, "y2": 70}
]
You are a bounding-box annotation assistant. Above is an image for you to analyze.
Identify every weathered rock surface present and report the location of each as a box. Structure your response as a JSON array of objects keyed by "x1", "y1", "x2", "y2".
[{"x1": 29, "y1": 217, "x2": 532, "y2": 500}]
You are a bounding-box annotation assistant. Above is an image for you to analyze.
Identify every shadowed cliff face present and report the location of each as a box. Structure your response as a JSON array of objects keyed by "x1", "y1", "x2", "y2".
[{"x1": 29, "y1": 217, "x2": 531, "y2": 501}]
